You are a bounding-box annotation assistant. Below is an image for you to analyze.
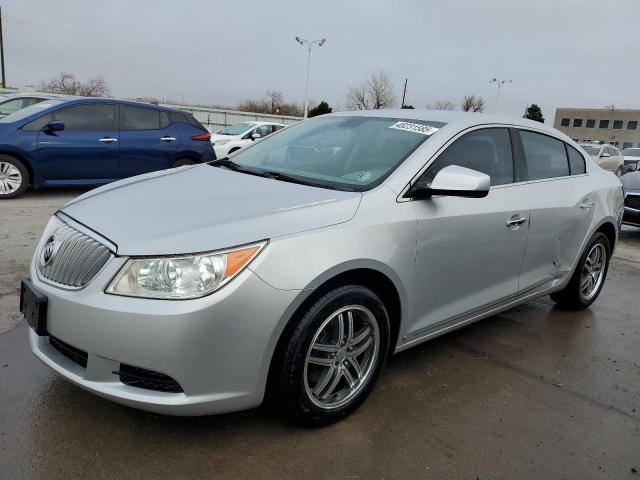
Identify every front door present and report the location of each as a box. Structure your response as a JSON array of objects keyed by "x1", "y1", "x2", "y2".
[
  {"x1": 409, "y1": 127, "x2": 530, "y2": 337},
  {"x1": 37, "y1": 103, "x2": 119, "y2": 181},
  {"x1": 118, "y1": 105, "x2": 178, "y2": 177}
]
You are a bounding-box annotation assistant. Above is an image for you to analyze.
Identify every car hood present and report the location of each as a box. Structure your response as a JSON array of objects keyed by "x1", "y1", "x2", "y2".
[
  {"x1": 61, "y1": 165, "x2": 362, "y2": 256},
  {"x1": 623, "y1": 155, "x2": 640, "y2": 160}
]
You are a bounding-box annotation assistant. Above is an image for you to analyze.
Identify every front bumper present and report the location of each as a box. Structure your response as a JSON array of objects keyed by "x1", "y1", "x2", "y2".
[
  {"x1": 622, "y1": 207, "x2": 640, "y2": 227},
  {"x1": 212, "y1": 144, "x2": 233, "y2": 158},
  {"x1": 28, "y1": 255, "x2": 299, "y2": 416}
]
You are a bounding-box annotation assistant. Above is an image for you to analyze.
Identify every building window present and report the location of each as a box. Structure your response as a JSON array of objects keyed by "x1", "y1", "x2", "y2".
[
  {"x1": 599, "y1": 120, "x2": 609, "y2": 128},
  {"x1": 586, "y1": 119, "x2": 596, "y2": 128},
  {"x1": 628, "y1": 120, "x2": 638, "y2": 130},
  {"x1": 560, "y1": 118, "x2": 570, "y2": 127},
  {"x1": 623, "y1": 142, "x2": 633, "y2": 150},
  {"x1": 613, "y1": 120, "x2": 623, "y2": 129},
  {"x1": 573, "y1": 118, "x2": 583, "y2": 127}
]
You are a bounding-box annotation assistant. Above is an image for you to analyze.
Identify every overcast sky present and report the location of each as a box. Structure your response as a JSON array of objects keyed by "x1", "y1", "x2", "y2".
[{"x1": 4, "y1": 0, "x2": 639, "y2": 121}]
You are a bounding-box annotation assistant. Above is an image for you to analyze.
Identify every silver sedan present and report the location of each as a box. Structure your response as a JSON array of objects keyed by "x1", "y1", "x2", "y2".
[{"x1": 21, "y1": 110, "x2": 624, "y2": 426}]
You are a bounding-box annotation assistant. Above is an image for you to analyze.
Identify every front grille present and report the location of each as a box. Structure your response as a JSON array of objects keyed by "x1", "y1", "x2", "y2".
[
  {"x1": 37, "y1": 216, "x2": 112, "y2": 288},
  {"x1": 625, "y1": 194, "x2": 640, "y2": 211},
  {"x1": 49, "y1": 336, "x2": 88, "y2": 368},
  {"x1": 114, "y1": 364, "x2": 183, "y2": 393}
]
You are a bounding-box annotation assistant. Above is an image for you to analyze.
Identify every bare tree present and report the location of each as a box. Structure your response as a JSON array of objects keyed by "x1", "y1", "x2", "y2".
[
  {"x1": 237, "y1": 91, "x2": 303, "y2": 117},
  {"x1": 39, "y1": 72, "x2": 110, "y2": 97},
  {"x1": 461, "y1": 94, "x2": 485, "y2": 112},
  {"x1": 426, "y1": 99, "x2": 456, "y2": 111},
  {"x1": 345, "y1": 71, "x2": 395, "y2": 110}
]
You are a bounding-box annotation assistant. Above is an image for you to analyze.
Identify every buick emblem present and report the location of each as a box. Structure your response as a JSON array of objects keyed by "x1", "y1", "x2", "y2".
[{"x1": 40, "y1": 235, "x2": 58, "y2": 267}]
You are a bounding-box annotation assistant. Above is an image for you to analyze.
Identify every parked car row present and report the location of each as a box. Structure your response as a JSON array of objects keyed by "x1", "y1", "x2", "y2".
[{"x1": 579, "y1": 143, "x2": 625, "y2": 176}]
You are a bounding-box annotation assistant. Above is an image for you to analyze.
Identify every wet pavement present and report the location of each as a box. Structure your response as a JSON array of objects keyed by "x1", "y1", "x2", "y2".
[{"x1": 1, "y1": 190, "x2": 639, "y2": 479}]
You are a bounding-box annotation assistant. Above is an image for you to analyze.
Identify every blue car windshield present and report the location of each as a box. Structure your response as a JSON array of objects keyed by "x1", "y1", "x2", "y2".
[
  {"x1": 221, "y1": 116, "x2": 444, "y2": 191},
  {"x1": 0, "y1": 99, "x2": 64, "y2": 123}
]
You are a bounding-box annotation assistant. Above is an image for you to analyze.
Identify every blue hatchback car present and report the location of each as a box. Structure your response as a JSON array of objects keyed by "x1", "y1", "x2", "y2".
[{"x1": 0, "y1": 98, "x2": 215, "y2": 198}]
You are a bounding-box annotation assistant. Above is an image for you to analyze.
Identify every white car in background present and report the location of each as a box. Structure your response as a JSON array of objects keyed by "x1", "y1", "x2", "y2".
[
  {"x1": 579, "y1": 143, "x2": 624, "y2": 176},
  {"x1": 0, "y1": 93, "x2": 69, "y2": 117},
  {"x1": 621, "y1": 147, "x2": 640, "y2": 172},
  {"x1": 210, "y1": 121, "x2": 286, "y2": 158}
]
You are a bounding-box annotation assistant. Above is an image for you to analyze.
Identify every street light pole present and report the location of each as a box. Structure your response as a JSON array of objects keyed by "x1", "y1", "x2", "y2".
[
  {"x1": 490, "y1": 78, "x2": 512, "y2": 113},
  {"x1": 295, "y1": 36, "x2": 325, "y2": 118}
]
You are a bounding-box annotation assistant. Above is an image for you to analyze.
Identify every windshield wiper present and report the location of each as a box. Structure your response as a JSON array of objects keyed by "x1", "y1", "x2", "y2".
[
  {"x1": 209, "y1": 157, "x2": 245, "y2": 172},
  {"x1": 258, "y1": 170, "x2": 344, "y2": 190}
]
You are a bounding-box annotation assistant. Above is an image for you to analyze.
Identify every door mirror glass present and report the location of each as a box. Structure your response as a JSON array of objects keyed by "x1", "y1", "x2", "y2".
[
  {"x1": 251, "y1": 133, "x2": 262, "y2": 140},
  {"x1": 406, "y1": 165, "x2": 490, "y2": 199},
  {"x1": 44, "y1": 120, "x2": 65, "y2": 132}
]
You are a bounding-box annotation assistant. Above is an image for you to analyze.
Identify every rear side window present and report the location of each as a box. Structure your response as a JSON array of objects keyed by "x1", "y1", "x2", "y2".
[
  {"x1": 519, "y1": 131, "x2": 569, "y2": 180},
  {"x1": 184, "y1": 113, "x2": 207, "y2": 131},
  {"x1": 120, "y1": 106, "x2": 160, "y2": 130},
  {"x1": 53, "y1": 104, "x2": 116, "y2": 131},
  {"x1": 566, "y1": 145, "x2": 586, "y2": 175},
  {"x1": 424, "y1": 128, "x2": 514, "y2": 186}
]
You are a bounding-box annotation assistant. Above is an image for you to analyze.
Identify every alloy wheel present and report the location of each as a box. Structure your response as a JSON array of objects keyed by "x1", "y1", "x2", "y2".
[
  {"x1": 303, "y1": 305, "x2": 380, "y2": 410},
  {"x1": 580, "y1": 243, "x2": 606, "y2": 301},
  {"x1": 0, "y1": 162, "x2": 22, "y2": 195}
]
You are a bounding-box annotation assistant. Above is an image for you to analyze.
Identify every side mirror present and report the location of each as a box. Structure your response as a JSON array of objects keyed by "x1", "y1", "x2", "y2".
[
  {"x1": 44, "y1": 120, "x2": 64, "y2": 132},
  {"x1": 600, "y1": 152, "x2": 611, "y2": 158},
  {"x1": 405, "y1": 165, "x2": 490, "y2": 199},
  {"x1": 251, "y1": 133, "x2": 262, "y2": 140}
]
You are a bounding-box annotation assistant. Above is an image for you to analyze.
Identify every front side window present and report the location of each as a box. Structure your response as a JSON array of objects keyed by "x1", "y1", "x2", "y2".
[
  {"x1": 627, "y1": 120, "x2": 638, "y2": 130},
  {"x1": 219, "y1": 116, "x2": 443, "y2": 191},
  {"x1": 53, "y1": 104, "x2": 116, "y2": 131},
  {"x1": 586, "y1": 119, "x2": 596, "y2": 128},
  {"x1": 613, "y1": 120, "x2": 623, "y2": 129},
  {"x1": 422, "y1": 128, "x2": 514, "y2": 186},
  {"x1": 573, "y1": 118, "x2": 583, "y2": 127},
  {"x1": 560, "y1": 118, "x2": 570, "y2": 127},
  {"x1": 120, "y1": 106, "x2": 161, "y2": 130},
  {"x1": 519, "y1": 130, "x2": 569, "y2": 180},
  {"x1": 599, "y1": 120, "x2": 609, "y2": 129},
  {"x1": 566, "y1": 145, "x2": 586, "y2": 175}
]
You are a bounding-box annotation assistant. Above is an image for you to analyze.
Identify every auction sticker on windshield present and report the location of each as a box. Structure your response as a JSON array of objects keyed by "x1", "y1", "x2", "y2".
[{"x1": 389, "y1": 121, "x2": 439, "y2": 136}]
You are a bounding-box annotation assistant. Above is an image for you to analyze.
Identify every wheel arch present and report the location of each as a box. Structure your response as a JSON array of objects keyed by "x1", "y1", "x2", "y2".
[{"x1": 264, "y1": 263, "x2": 407, "y2": 400}]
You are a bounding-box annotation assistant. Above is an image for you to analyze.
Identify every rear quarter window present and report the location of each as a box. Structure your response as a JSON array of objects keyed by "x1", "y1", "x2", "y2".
[
  {"x1": 519, "y1": 130, "x2": 570, "y2": 180},
  {"x1": 566, "y1": 145, "x2": 586, "y2": 175}
]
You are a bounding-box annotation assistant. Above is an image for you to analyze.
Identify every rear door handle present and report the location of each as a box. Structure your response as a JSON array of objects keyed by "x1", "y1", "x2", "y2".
[
  {"x1": 578, "y1": 201, "x2": 594, "y2": 210},
  {"x1": 98, "y1": 137, "x2": 118, "y2": 143},
  {"x1": 506, "y1": 217, "x2": 528, "y2": 227},
  {"x1": 161, "y1": 136, "x2": 176, "y2": 142}
]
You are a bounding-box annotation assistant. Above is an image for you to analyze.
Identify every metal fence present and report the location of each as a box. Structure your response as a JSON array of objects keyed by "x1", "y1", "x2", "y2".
[{"x1": 161, "y1": 103, "x2": 303, "y2": 133}]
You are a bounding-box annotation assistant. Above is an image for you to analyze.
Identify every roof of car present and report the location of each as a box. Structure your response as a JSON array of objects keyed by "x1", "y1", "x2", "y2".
[
  {"x1": 329, "y1": 109, "x2": 567, "y2": 137},
  {"x1": 53, "y1": 97, "x2": 187, "y2": 113}
]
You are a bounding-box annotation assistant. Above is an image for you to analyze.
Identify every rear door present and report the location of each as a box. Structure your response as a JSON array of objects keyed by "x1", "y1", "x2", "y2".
[
  {"x1": 118, "y1": 105, "x2": 178, "y2": 177},
  {"x1": 409, "y1": 127, "x2": 530, "y2": 336},
  {"x1": 37, "y1": 103, "x2": 119, "y2": 181},
  {"x1": 517, "y1": 130, "x2": 595, "y2": 293}
]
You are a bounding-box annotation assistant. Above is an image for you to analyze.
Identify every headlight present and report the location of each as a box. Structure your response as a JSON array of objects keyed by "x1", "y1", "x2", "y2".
[
  {"x1": 105, "y1": 241, "x2": 266, "y2": 299},
  {"x1": 214, "y1": 139, "x2": 230, "y2": 146}
]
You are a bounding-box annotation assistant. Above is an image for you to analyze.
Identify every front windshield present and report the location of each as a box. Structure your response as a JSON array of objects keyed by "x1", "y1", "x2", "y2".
[
  {"x1": 0, "y1": 99, "x2": 63, "y2": 123},
  {"x1": 218, "y1": 122, "x2": 256, "y2": 135},
  {"x1": 220, "y1": 116, "x2": 444, "y2": 191},
  {"x1": 622, "y1": 148, "x2": 640, "y2": 157},
  {"x1": 580, "y1": 145, "x2": 600, "y2": 156}
]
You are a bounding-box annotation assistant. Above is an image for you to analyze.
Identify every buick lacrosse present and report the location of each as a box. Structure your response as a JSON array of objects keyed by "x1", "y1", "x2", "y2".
[{"x1": 21, "y1": 110, "x2": 624, "y2": 426}]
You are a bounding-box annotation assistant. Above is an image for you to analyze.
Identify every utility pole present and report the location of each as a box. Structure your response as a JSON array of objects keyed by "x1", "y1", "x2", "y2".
[
  {"x1": 0, "y1": 6, "x2": 6, "y2": 89},
  {"x1": 489, "y1": 78, "x2": 512, "y2": 113},
  {"x1": 401, "y1": 78, "x2": 407, "y2": 108}
]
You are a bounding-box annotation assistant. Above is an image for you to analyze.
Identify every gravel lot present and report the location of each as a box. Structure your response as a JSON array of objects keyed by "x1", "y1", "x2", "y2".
[{"x1": 1, "y1": 189, "x2": 639, "y2": 479}]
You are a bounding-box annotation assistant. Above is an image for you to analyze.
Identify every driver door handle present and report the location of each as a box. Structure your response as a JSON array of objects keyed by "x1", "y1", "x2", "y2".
[
  {"x1": 506, "y1": 217, "x2": 528, "y2": 227},
  {"x1": 161, "y1": 136, "x2": 176, "y2": 142},
  {"x1": 98, "y1": 137, "x2": 118, "y2": 143},
  {"x1": 578, "y1": 201, "x2": 594, "y2": 210}
]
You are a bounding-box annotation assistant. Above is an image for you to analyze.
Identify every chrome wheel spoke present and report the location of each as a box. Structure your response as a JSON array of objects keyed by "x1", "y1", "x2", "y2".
[
  {"x1": 346, "y1": 311, "x2": 354, "y2": 344},
  {"x1": 351, "y1": 336, "x2": 372, "y2": 357},
  {"x1": 351, "y1": 326, "x2": 371, "y2": 346},
  {"x1": 337, "y1": 313, "x2": 345, "y2": 346},
  {"x1": 321, "y1": 367, "x2": 343, "y2": 399},
  {"x1": 312, "y1": 343, "x2": 338, "y2": 353},
  {"x1": 312, "y1": 364, "x2": 336, "y2": 396},
  {"x1": 342, "y1": 366, "x2": 356, "y2": 388},
  {"x1": 308, "y1": 355, "x2": 334, "y2": 366},
  {"x1": 346, "y1": 357, "x2": 362, "y2": 378},
  {"x1": 580, "y1": 243, "x2": 607, "y2": 300}
]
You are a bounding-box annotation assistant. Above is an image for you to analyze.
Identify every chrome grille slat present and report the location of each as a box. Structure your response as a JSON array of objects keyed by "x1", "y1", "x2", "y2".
[{"x1": 37, "y1": 217, "x2": 112, "y2": 289}]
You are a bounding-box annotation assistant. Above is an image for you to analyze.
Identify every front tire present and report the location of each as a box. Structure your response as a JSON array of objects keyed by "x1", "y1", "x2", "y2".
[
  {"x1": 0, "y1": 155, "x2": 29, "y2": 199},
  {"x1": 550, "y1": 232, "x2": 610, "y2": 309},
  {"x1": 170, "y1": 158, "x2": 197, "y2": 168},
  {"x1": 275, "y1": 285, "x2": 390, "y2": 427}
]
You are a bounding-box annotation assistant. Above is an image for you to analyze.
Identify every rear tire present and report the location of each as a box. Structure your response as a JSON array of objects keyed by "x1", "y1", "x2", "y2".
[
  {"x1": 550, "y1": 232, "x2": 610, "y2": 309},
  {"x1": 170, "y1": 158, "x2": 197, "y2": 168},
  {"x1": 274, "y1": 285, "x2": 390, "y2": 427},
  {"x1": 0, "y1": 155, "x2": 29, "y2": 199}
]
